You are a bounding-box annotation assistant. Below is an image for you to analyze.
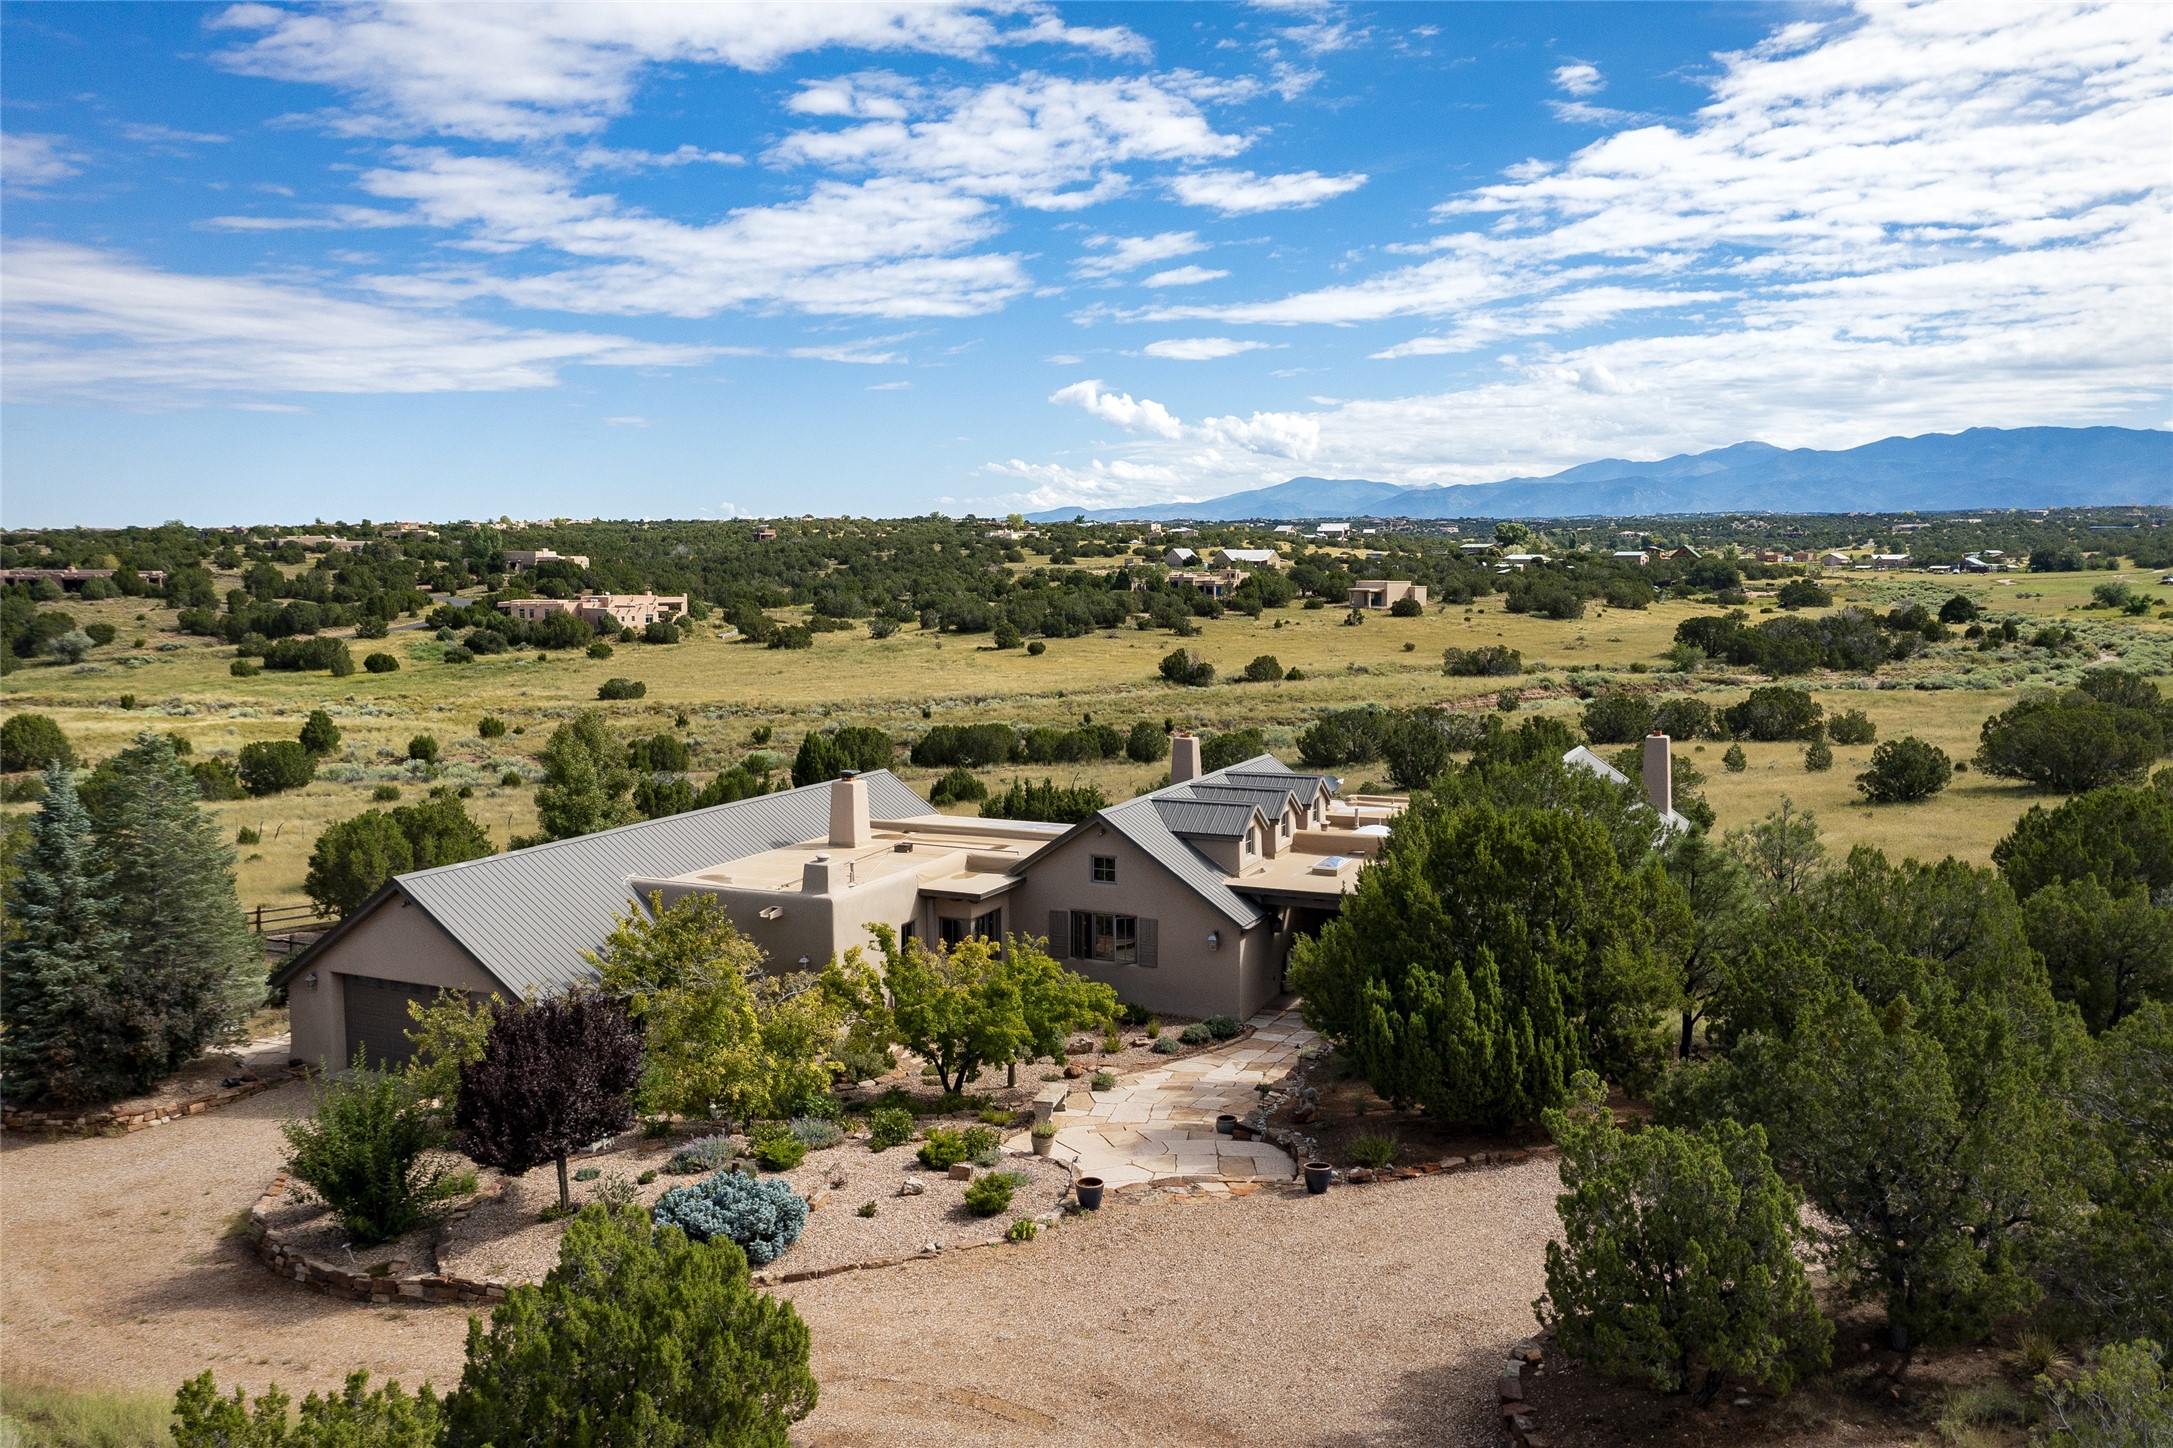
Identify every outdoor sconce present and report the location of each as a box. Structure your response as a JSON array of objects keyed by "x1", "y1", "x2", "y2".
[
  {"x1": 797, "y1": 955, "x2": 810, "y2": 967},
  {"x1": 759, "y1": 905, "x2": 783, "y2": 921},
  {"x1": 1207, "y1": 931, "x2": 1221, "y2": 951},
  {"x1": 304, "y1": 971, "x2": 318, "y2": 989}
]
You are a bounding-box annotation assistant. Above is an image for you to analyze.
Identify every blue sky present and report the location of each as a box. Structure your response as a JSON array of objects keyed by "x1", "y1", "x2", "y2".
[{"x1": 2, "y1": 1, "x2": 2167, "y2": 527}]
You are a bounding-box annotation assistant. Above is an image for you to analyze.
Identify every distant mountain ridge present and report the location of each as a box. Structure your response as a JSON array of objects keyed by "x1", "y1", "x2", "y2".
[{"x1": 1027, "y1": 427, "x2": 2171, "y2": 522}]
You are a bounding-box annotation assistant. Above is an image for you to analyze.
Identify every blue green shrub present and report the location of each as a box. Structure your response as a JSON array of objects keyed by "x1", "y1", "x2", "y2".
[
  {"x1": 652, "y1": 1172, "x2": 807, "y2": 1266},
  {"x1": 663, "y1": 1134, "x2": 736, "y2": 1175}
]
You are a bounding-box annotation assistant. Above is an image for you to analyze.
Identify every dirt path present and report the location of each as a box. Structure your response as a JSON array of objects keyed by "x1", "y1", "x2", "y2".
[{"x1": 2, "y1": 1083, "x2": 1559, "y2": 1446}]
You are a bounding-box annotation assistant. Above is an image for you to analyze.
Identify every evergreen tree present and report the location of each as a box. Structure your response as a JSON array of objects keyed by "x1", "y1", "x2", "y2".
[
  {"x1": 789, "y1": 730, "x2": 844, "y2": 788},
  {"x1": 297, "y1": 709, "x2": 342, "y2": 757},
  {"x1": 443, "y1": 1205, "x2": 818, "y2": 1448},
  {"x1": 535, "y1": 712, "x2": 637, "y2": 841},
  {"x1": 0, "y1": 765, "x2": 129, "y2": 1105},
  {"x1": 84, "y1": 734, "x2": 263, "y2": 1077}
]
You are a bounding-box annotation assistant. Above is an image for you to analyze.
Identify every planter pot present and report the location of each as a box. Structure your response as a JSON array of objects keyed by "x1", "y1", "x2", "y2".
[
  {"x1": 1075, "y1": 1176, "x2": 1106, "y2": 1210},
  {"x1": 1215, "y1": 1114, "x2": 1237, "y2": 1135},
  {"x1": 1303, "y1": 1161, "x2": 1334, "y2": 1195},
  {"x1": 1032, "y1": 1133, "x2": 1055, "y2": 1157}
]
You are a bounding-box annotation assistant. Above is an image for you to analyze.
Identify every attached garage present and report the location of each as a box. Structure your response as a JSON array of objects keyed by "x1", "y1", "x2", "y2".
[{"x1": 341, "y1": 974, "x2": 456, "y2": 1070}]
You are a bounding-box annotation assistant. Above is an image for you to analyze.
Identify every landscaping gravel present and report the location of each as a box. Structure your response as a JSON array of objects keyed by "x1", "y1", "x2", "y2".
[{"x1": 4, "y1": 1075, "x2": 1563, "y2": 1446}]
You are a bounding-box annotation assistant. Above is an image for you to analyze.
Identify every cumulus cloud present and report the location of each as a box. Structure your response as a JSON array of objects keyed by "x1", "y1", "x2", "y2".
[
  {"x1": 0, "y1": 240, "x2": 704, "y2": 403},
  {"x1": 209, "y1": 1, "x2": 1147, "y2": 140},
  {"x1": 1074, "y1": 229, "x2": 1205, "y2": 278},
  {"x1": 1141, "y1": 336, "x2": 1269, "y2": 360},
  {"x1": 1166, "y1": 167, "x2": 1368, "y2": 213},
  {"x1": 1049, "y1": 378, "x2": 1183, "y2": 437},
  {"x1": 1550, "y1": 62, "x2": 1603, "y2": 97}
]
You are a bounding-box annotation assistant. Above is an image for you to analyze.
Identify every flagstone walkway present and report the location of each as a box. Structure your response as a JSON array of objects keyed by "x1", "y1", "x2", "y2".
[{"x1": 1007, "y1": 1003, "x2": 1318, "y2": 1190}]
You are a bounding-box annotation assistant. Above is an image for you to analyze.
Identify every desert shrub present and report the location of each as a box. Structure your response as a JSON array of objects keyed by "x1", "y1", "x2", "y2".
[
  {"x1": 927, "y1": 765, "x2": 986, "y2": 806},
  {"x1": 747, "y1": 1124, "x2": 808, "y2": 1171},
  {"x1": 1724, "y1": 686, "x2": 1823, "y2": 742},
  {"x1": 406, "y1": 733, "x2": 440, "y2": 765},
  {"x1": 787, "y1": 1116, "x2": 841, "y2": 1151},
  {"x1": 586, "y1": 641, "x2": 613, "y2": 659},
  {"x1": 1350, "y1": 1133, "x2": 1401, "y2": 1168},
  {"x1": 173, "y1": 1371, "x2": 442, "y2": 1448},
  {"x1": 2035, "y1": 1339, "x2": 2168, "y2": 1448},
  {"x1": 237, "y1": 740, "x2": 316, "y2": 795},
  {"x1": 1390, "y1": 595, "x2": 1424, "y2": 618},
  {"x1": 638, "y1": 1169, "x2": 658, "y2": 1185},
  {"x1": 1203, "y1": 1014, "x2": 1242, "y2": 1040},
  {"x1": 231, "y1": 658, "x2": 263, "y2": 677},
  {"x1": 589, "y1": 1173, "x2": 639, "y2": 1210},
  {"x1": 1125, "y1": 720, "x2": 1169, "y2": 763},
  {"x1": 1006, "y1": 1217, "x2": 1038, "y2": 1242},
  {"x1": 573, "y1": 1166, "x2": 600, "y2": 1182},
  {"x1": 1179, "y1": 1022, "x2": 1211, "y2": 1045},
  {"x1": 191, "y1": 757, "x2": 246, "y2": 800},
  {"x1": 664, "y1": 1133, "x2": 737, "y2": 1175},
  {"x1": 281, "y1": 1053, "x2": 462, "y2": 1245},
  {"x1": 650, "y1": 1171, "x2": 807, "y2": 1266},
  {"x1": 916, "y1": 1125, "x2": 998, "y2": 1171},
  {"x1": 867, "y1": 1106, "x2": 914, "y2": 1151},
  {"x1": 1152, "y1": 1036, "x2": 1182, "y2": 1055},
  {"x1": 980, "y1": 777, "x2": 1106, "y2": 823},
  {"x1": 1444, "y1": 645, "x2": 1523, "y2": 676},
  {"x1": 963, "y1": 1172, "x2": 1016, "y2": 1216},
  {"x1": 1242, "y1": 653, "x2": 1285, "y2": 683},
  {"x1": 1652, "y1": 697, "x2": 1714, "y2": 741},
  {"x1": 1723, "y1": 743, "x2": 1748, "y2": 772},
  {"x1": 1978, "y1": 692, "x2": 2165, "y2": 792},
  {"x1": 1091, "y1": 1070, "x2": 1117, "y2": 1090},
  {"x1": 857, "y1": 1199, "x2": 877, "y2": 1217},
  {"x1": 363, "y1": 651, "x2": 399, "y2": 673},
  {"x1": 1826, "y1": 708, "x2": 1877, "y2": 745},
  {"x1": 1804, "y1": 739, "x2": 1833, "y2": 772},
  {"x1": 597, "y1": 677, "x2": 646, "y2": 700},
  {"x1": 1158, "y1": 648, "x2": 1215, "y2": 686},
  {"x1": 1857, "y1": 736, "x2": 1953, "y2": 803},
  {"x1": 1775, "y1": 579, "x2": 1832, "y2": 609},
  {"x1": 478, "y1": 716, "x2": 507, "y2": 739}
]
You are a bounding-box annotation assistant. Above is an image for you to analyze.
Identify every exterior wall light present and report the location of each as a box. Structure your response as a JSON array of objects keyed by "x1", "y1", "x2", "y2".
[
  {"x1": 1207, "y1": 931, "x2": 1221, "y2": 951},
  {"x1": 304, "y1": 971, "x2": 319, "y2": 988}
]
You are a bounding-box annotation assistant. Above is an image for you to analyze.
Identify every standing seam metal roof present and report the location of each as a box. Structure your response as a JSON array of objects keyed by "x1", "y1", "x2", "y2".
[
  {"x1": 394, "y1": 771, "x2": 931, "y2": 996},
  {"x1": 1097, "y1": 796, "x2": 1268, "y2": 929},
  {"x1": 1148, "y1": 798, "x2": 1265, "y2": 839}
]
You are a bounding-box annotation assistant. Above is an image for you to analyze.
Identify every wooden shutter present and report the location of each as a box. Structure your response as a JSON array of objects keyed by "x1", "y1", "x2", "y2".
[
  {"x1": 1050, "y1": 910, "x2": 1070, "y2": 957},
  {"x1": 1137, "y1": 917, "x2": 1158, "y2": 967}
]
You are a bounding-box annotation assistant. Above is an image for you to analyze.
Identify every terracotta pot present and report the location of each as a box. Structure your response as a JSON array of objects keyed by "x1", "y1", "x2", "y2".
[
  {"x1": 1075, "y1": 1176, "x2": 1106, "y2": 1210},
  {"x1": 1303, "y1": 1161, "x2": 1334, "y2": 1195},
  {"x1": 1215, "y1": 1113, "x2": 1237, "y2": 1135}
]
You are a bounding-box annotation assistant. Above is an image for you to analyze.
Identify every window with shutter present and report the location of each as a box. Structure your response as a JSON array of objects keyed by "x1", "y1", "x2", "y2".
[{"x1": 1049, "y1": 910, "x2": 1070, "y2": 957}]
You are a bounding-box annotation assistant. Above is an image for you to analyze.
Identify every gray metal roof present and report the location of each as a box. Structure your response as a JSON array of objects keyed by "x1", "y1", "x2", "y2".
[
  {"x1": 1097, "y1": 796, "x2": 1268, "y2": 928},
  {"x1": 1166, "y1": 781, "x2": 1309, "y2": 818},
  {"x1": 1217, "y1": 766, "x2": 1338, "y2": 801},
  {"x1": 1149, "y1": 798, "x2": 1264, "y2": 839},
  {"x1": 392, "y1": 771, "x2": 932, "y2": 996}
]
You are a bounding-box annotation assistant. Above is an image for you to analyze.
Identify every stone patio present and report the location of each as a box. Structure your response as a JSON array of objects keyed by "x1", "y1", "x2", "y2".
[{"x1": 1009, "y1": 1003, "x2": 1318, "y2": 1189}]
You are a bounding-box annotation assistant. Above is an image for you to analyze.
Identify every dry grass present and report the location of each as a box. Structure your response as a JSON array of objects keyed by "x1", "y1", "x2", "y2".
[
  {"x1": 0, "y1": 1378, "x2": 174, "y2": 1448},
  {"x1": 6, "y1": 566, "x2": 2168, "y2": 899}
]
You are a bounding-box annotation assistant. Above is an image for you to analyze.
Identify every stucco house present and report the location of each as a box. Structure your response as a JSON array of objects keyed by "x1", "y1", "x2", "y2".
[
  {"x1": 1348, "y1": 579, "x2": 1428, "y2": 609},
  {"x1": 275, "y1": 743, "x2": 1402, "y2": 1070}
]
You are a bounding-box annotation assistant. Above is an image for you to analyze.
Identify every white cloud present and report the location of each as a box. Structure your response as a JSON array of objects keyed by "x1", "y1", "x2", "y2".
[
  {"x1": 120, "y1": 122, "x2": 230, "y2": 146},
  {"x1": 1050, "y1": 378, "x2": 1183, "y2": 437},
  {"x1": 0, "y1": 240, "x2": 704, "y2": 403},
  {"x1": 866, "y1": 379, "x2": 913, "y2": 390},
  {"x1": 769, "y1": 72, "x2": 1246, "y2": 211},
  {"x1": 356, "y1": 152, "x2": 1028, "y2": 318},
  {"x1": 989, "y1": 0, "x2": 2173, "y2": 510},
  {"x1": 1167, "y1": 167, "x2": 1368, "y2": 213},
  {"x1": 573, "y1": 143, "x2": 743, "y2": 170},
  {"x1": 1141, "y1": 337, "x2": 1269, "y2": 360},
  {"x1": 1142, "y1": 264, "x2": 1229, "y2": 287},
  {"x1": 1074, "y1": 229, "x2": 1204, "y2": 278},
  {"x1": 3, "y1": 133, "x2": 84, "y2": 188},
  {"x1": 602, "y1": 415, "x2": 650, "y2": 426},
  {"x1": 788, "y1": 334, "x2": 918, "y2": 364},
  {"x1": 1551, "y1": 62, "x2": 1603, "y2": 97},
  {"x1": 201, "y1": 205, "x2": 413, "y2": 231},
  {"x1": 209, "y1": 2, "x2": 1146, "y2": 141}
]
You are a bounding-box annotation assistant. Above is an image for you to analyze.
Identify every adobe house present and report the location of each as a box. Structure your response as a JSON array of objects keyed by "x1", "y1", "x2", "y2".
[
  {"x1": 1348, "y1": 579, "x2": 1428, "y2": 609},
  {"x1": 275, "y1": 750, "x2": 1404, "y2": 1069}
]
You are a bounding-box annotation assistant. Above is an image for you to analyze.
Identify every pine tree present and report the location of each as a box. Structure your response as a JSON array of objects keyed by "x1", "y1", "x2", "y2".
[
  {"x1": 1, "y1": 765, "x2": 130, "y2": 1104},
  {"x1": 85, "y1": 734, "x2": 264, "y2": 1084}
]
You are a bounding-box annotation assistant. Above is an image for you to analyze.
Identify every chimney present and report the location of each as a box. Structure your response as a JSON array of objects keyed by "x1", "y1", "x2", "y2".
[
  {"x1": 1643, "y1": 733, "x2": 1673, "y2": 819},
  {"x1": 1171, "y1": 731, "x2": 1202, "y2": 785},
  {"x1": 829, "y1": 771, "x2": 869, "y2": 848}
]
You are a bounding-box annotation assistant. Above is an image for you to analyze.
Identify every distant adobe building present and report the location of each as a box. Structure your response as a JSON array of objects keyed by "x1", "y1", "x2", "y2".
[
  {"x1": 503, "y1": 548, "x2": 590, "y2": 571},
  {"x1": 496, "y1": 592, "x2": 687, "y2": 629}
]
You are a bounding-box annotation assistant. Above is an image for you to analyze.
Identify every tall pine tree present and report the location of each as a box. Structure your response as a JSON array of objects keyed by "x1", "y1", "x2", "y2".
[
  {"x1": 85, "y1": 734, "x2": 263, "y2": 1087},
  {"x1": 1, "y1": 764, "x2": 129, "y2": 1104}
]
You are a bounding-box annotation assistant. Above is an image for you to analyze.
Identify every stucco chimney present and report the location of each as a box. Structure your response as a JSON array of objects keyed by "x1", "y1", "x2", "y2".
[
  {"x1": 1171, "y1": 731, "x2": 1202, "y2": 784},
  {"x1": 829, "y1": 771, "x2": 869, "y2": 847},
  {"x1": 1643, "y1": 733, "x2": 1673, "y2": 819}
]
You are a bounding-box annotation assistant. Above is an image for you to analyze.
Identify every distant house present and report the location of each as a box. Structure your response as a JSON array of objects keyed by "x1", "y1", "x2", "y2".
[
  {"x1": 286, "y1": 534, "x2": 365, "y2": 553},
  {"x1": 1958, "y1": 555, "x2": 1994, "y2": 573},
  {"x1": 1213, "y1": 548, "x2": 1281, "y2": 569},
  {"x1": 498, "y1": 592, "x2": 687, "y2": 628},
  {"x1": 754, "y1": 526, "x2": 778, "y2": 542},
  {"x1": 1272, "y1": 524, "x2": 1298, "y2": 535},
  {"x1": 1819, "y1": 551, "x2": 1853, "y2": 568},
  {"x1": 1169, "y1": 569, "x2": 1245, "y2": 599},
  {"x1": 1164, "y1": 547, "x2": 1198, "y2": 567},
  {"x1": 504, "y1": 548, "x2": 591, "y2": 571},
  {"x1": 1458, "y1": 541, "x2": 1499, "y2": 556},
  {"x1": 1664, "y1": 545, "x2": 1703, "y2": 561},
  {"x1": 1348, "y1": 579, "x2": 1427, "y2": 610},
  {"x1": 1871, "y1": 554, "x2": 1914, "y2": 570},
  {"x1": 1500, "y1": 553, "x2": 1549, "y2": 570},
  {"x1": 1612, "y1": 550, "x2": 1651, "y2": 565},
  {"x1": 1314, "y1": 522, "x2": 1351, "y2": 538},
  {"x1": 1562, "y1": 737, "x2": 1692, "y2": 836}
]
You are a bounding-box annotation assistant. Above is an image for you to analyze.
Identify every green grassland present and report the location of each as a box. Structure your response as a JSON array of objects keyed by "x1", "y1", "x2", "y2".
[{"x1": 6, "y1": 564, "x2": 2170, "y2": 910}]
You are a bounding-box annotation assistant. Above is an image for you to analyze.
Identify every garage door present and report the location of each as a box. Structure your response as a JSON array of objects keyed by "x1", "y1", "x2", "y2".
[{"x1": 342, "y1": 974, "x2": 453, "y2": 1070}]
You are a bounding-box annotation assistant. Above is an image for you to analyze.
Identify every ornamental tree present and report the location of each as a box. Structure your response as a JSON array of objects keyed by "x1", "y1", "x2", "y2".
[
  {"x1": 457, "y1": 990, "x2": 642, "y2": 1210},
  {"x1": 443, "y1": 1204, "x2": 817, "y2": 1448},
  {"x1": 1539, "y1": 1072, "x2": 1830, "y2": 1404},
  {"x1": 305, "y1": 790, "x2": 494, "y2": 917}
]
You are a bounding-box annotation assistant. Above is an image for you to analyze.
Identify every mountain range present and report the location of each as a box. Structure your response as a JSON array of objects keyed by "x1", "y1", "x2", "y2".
[{"x1": 1027, "y1": 427, "x2": 2171, "y2": 522}]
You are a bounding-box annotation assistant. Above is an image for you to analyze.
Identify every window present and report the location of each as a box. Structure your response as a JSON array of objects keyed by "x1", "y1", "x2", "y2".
[
  {"x1": 1091, "y1": 855, "x2": 1117, "y2": 884},
  {"x1": 972, "y1": 907, "x2": 1003, "y2": 940},
  {"x1": 938, "y1": 909, "x2": 1003, "y2": 947},
  {"x1": 938, "y1": 916, "x2": 969, "y2": 947},
  {"x1": 1071, "y1": 911, "x2": 1136, "y2": 964}
]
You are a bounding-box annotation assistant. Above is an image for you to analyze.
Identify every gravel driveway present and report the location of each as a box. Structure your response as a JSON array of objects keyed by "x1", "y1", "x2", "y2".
[{"x1": 2, "y1": 1082, "x2": 1559, "y2": 1446}]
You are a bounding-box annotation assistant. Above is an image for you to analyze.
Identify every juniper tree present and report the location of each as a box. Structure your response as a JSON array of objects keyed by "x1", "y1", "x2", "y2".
[
  {"x1": 534, "y1": 712, "x2": 638, "y2": 841},
  {"x1": 0, "y1": 765, "x2": 129, "y2": 1105},
  {"x1": 83, "y1": 734, "x2": 263, "y2": 1086},
  {"x1": 444, "y1": 1205, "x2": 818, "y2": 1448}
]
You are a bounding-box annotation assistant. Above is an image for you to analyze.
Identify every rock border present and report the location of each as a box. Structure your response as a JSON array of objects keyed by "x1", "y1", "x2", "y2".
[
  {"x1": 1497, "y1": 1337, "x2": 1549, "y2": 1447},
  {"x1": 246, "y1": 1171, "x2": 509, "y2": 1307},
  {"x1": 3, "y1": 1066, "x2": 307, "y2": 1137}
]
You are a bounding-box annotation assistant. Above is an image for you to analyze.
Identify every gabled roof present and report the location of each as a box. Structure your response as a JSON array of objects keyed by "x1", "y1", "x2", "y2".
[
  {"x1": 1559, "y1": 746, "x2": 1692, "y2": 834},
  {"x1": 1150, "y1": 797, "x2": 1265, "y2": 840},
  {"x1": 1095, "y1": 797, "x2": 1269, "y2": 928},
  {"x1": 279, "y1": 771, "x2": 932, "y2": 997}
]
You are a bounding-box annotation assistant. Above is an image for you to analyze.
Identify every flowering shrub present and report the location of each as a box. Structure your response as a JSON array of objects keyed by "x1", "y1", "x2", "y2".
[
  {"x1": 663, "y1": 1134, "x2": 736, "y2": 1175},
  {"x1": 652, "y1": 1171, "x2": 807, "y2": 1266}
]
